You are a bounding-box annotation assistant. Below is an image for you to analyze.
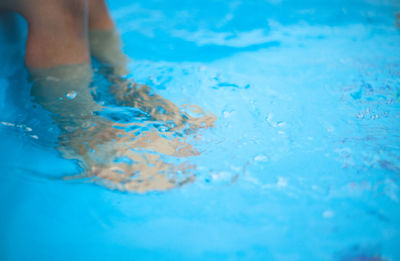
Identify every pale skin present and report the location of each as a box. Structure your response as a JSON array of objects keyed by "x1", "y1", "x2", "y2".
[{"x1": 0, "y1": 0, "x2": 114, "y2": 68}]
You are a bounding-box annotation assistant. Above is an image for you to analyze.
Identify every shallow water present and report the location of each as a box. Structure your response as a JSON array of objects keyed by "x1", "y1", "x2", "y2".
[{"x1": 1, "y1": 0, "x2": 400, "y2": 260}]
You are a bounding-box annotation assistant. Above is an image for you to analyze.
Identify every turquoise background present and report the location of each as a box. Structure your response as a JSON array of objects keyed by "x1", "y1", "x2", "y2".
[{"x1": 1, "y1": 0, "x2": 400, "y2": 260}]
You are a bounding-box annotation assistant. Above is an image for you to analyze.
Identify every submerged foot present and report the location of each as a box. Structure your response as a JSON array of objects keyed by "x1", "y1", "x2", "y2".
[{"x1": 30, "y1": 63, "x2": 216, "y2": 192}]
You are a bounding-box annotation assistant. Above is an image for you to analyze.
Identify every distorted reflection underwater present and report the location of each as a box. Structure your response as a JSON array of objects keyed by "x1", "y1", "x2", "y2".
[{"x1": 31, "y1": 62, "x2": 216, "y2": 193}]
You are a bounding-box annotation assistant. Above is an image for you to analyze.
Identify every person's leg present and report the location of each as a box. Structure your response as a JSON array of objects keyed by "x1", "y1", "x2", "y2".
[
  {"x1": 12, "y1": 0, "x2": 101, "y2": 120},
  {"x1": 86, "y1": 0, "x2": 214, "y2": 130},
  {"x1": 88, "y1": 0, "x2": 113, "y2": 30},
  {"x1": 88, "y1": 0, "x2": 127, "y2": 73},
  {"x1": 3, "y1": 0, "x2": 90, "y2": 68}
]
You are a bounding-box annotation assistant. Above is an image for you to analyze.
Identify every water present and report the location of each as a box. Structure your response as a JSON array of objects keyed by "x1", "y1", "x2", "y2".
[{"x1": 1, "y1": 0, "x2": 400, "y2": 260}]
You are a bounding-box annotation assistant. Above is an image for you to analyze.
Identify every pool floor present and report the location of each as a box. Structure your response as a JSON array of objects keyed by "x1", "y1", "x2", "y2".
[{"x1": 1, "y1": 0, "x2": 400, "y2": 260}]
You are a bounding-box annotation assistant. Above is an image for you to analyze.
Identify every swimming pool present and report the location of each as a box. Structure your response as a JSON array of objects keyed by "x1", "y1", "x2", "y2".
[{"x1": 1, "y1": 0, "x2": 400, "y2": 260}]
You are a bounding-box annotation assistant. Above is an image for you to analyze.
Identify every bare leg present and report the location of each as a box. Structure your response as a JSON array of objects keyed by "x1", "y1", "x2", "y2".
[
  {"x1": 88, "y1": 0, "x2": 128, "y2": 73},
  {"x1": 88, "y1": 0, "x2": 114, "y2": 30},
  {"x1": 5, "y1": 0, "x2": 100, "y2": 120},
  {"x1": 2, "y1": 0, "x2": 90, "y2": 68},
  {"x1": 0, "y1": 0, "x2": 214, "y2": 192},
  {"x1": 86, "y1": 0, "x2": 215, "y2": 130},
  {"x1": 0, "y1": 1, "x2": 99, "y2": 124}
]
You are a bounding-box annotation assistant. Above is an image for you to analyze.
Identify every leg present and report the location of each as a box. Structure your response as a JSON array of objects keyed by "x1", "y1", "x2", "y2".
[
  {"x1": 88, "y1": 0, "x2": 114, "y2": 30},
  {"x1": 7, "y1": 0, "x2": 90, "y2": 68},
  {"x1": 14, "y1": 0, "x2": 102, "y2": 122},
  {"x1": 7, "y1": 0, "x2": 100, "y2": 120},
  {"x1": 85, "y1": 0, "x2": 215, "y2": 129},
  {"x1": 87, "y1": 0, "x2": 128, "y2": 73}
]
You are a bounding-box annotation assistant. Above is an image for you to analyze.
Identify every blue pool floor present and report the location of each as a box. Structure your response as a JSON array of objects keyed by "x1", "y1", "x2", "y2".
[{"x1": 1, "y1": 0, "x2": 400, "y2": 260}]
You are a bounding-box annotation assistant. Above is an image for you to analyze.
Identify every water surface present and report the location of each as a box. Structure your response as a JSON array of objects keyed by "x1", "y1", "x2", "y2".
[{"x1": 0, "y1": 0, "x2": 400, "y2": 260}]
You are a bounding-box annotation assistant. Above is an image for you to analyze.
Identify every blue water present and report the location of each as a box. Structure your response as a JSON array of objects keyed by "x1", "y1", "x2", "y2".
[{"x1": 1, "y1": 0, "x2": 400, "y2": 260}]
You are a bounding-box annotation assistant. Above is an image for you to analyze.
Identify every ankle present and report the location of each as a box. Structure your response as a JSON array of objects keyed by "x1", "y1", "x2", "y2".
[{"x1": 29, "y1": 63, "x2": 101, "y2": 119}]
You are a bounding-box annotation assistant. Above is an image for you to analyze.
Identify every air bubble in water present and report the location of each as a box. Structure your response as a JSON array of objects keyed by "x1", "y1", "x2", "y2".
[{"x1": 66, "y1": 91, "x2": 77, "y2": 99}]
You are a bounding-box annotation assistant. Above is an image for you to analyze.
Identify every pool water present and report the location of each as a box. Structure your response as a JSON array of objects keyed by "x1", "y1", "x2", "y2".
[{"x1": 1, "y1": 0, "x2": 400, "y2": 260}]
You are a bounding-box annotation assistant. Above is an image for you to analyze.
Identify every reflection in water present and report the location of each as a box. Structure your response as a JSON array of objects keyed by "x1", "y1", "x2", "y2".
[{"x1": 30, "y1": 30, "x2": 216, "y2": 193}]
